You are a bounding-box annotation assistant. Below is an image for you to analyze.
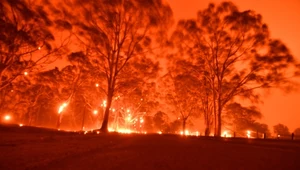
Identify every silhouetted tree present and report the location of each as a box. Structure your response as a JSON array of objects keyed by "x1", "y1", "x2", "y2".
[
  {"x1": 0, "y1": 0, "x2": 70, "y2": 93},
  {"x1": 166, "y1": 119, "x2": 181, "y2": 133},
  {"x1": 13, "y1": 81, "x2": 52, "y2": 125},
  {"x1": 111, "y1": 62, "x2": 160, "y2": 131},
  {"x1": 294, "y1": 128, "x2": 300, "y2": 136},
  {"x1": 163, "y1": 72, "x2": 200, "y2": 133},
  {"x1": 167, "y1": 60, "x2": 213, "y2": 136},
  {"x1": 170, "y1": 2, "x2": 299, "y2": 136},
  {"x1": 53, "y1": 0, "x2": 173, "y2": 132},
  {"x1": 224, "y1": 102, "x2": 262, "y2": 133},
  {"x1": 273, "y1": 123, "x2": 290, "y2": 136},
  {"x1": 153, "y1": 111, "x2": 169, "y2": 132},
  {"x1": 21, "y1": 57, "x2": 100, "y2": 129},
  {"x1": 54, "y1": 51, "x2": 105, "y2": 129},
  {"x1": 253, "y1": 122, "x2": 271, "y2": 137},
  {"x1": 142, "y1": 115, "x2": 154, "y2": 133},
  {"x1": 115, "y1": 88, "x2": 150, "y2": 131}
]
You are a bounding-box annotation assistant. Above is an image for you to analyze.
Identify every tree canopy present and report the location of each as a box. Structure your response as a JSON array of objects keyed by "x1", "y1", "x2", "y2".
[
  {"x1": 273, "y1": 123, "x2": 290, "y2": 136},
  {"x1": 169, "y1": 1, "x2": 299, "y2": 136}
]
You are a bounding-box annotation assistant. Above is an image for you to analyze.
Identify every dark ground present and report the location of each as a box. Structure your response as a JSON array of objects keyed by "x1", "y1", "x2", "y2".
[{"x1": 1, "y1": 124, "x2": 300, "y2": 170}]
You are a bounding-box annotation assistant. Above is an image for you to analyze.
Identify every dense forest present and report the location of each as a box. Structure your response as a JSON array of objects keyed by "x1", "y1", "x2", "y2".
[{"x1": 1, "y1": 0, "x2": 299, "y2": 137}]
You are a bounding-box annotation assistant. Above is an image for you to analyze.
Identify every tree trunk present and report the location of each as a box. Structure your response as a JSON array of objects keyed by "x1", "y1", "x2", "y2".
[
  {"x1": 205, "y1": 127, "x2": 210, "y2": 136},
  {"x1": 213, "y1": 90, "x2": 217, "y2": 136},
  {"x1": 81, "y1": 105, "x2": 86, "y2": 131},
  {"x1": 182, "y1": 119, "x2": 186, "y2": 134},
  {"x1": 100, "y1": 90, "x2": 113, "y2": 133},
  {"x1": 217, "y1": 113, "x2": 222, "y2": 136},
  {"x1": 27, "y1": 107, "x2": 34, "y2": 126},
  {"x1": 205, "y1": 110, "x2": 211, "y2": 136},
  {"x1": 113, "y1": 110, "x2": 118, "y2": 130},
  {"x1": 56, "y1": 114, "x2": 62, "y2": 129},
  {"x1": 217, "y1": 97, "x2": 222, "y2": 136}
]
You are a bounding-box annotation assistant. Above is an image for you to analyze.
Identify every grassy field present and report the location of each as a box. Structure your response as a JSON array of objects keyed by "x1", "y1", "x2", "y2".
[{"x1": 1, "y1": 124, "x2": 300, "y2": 170}]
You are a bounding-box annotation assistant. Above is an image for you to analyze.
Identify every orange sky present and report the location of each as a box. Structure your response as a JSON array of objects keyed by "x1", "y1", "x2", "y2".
[{"x1": 167, "y1": 0, "x2": 300, "y2": 132}]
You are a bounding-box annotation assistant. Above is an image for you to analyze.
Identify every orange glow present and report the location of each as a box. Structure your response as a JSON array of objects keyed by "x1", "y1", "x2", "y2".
[
  {"x1": 19, "y1": 124, "x2": 23, "y2": 127},
  {"x1": 158, "y1": 131, "x2": 162, "y2": 134},
  {"x1": 247, "y1": 130, "x2": 251, "y2": 138},
  {"x1": 102, "y1": 100, "x2": 107, "y2": 108},
  {"x1": 93, "y1": 110, "x2": 98, "y2": 115},
  {"x1": 117, "y1": 128, "x2": 132, "y2": 134},
  {"x1": 1, "y1": 0, "x2": 297, "y2": 133},
  {"x1": 180, "y1": 130, "x2": 190, "y2": 135},
  {"x1": 4, "y1": 115, "x2": 11, "y2": 121},
  {"x1": 222, "y1": 131, "x2": 232, "y2": 138},
  {"x1": 58, "y1": 103, "x2": 68, "y2": 114},
  {"x1": 222, "y1": 131, "x2": 228, "y2": 137}
]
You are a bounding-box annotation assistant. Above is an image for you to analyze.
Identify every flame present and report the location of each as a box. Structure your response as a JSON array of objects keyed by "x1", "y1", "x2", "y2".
[
  {"x1": 4, "y1": 115, "x2": 11, "y2": 121},
  {"x1": 93, "y1": 110, "x2": 98, "y2": 115},
  {"x1": 116, "y1": 128, "x2": 132, "y2": 134},
  {"x1": 103, "y1": 100, "x2": 107, "y2": 107},
  {"x1": 58, "y1": 103, "x2": 68, "y2": 114},
  {"x1": 247, "y1": 130, "x2": 251, "y2": 138},
  {"x1": 222, "y1": 131, "x2": 228, "y2": 137}
]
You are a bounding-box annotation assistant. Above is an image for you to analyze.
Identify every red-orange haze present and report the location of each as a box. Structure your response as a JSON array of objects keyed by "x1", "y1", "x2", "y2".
[{"x1": 168, "y1": 0, "x2": 300, "y2": 132}]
